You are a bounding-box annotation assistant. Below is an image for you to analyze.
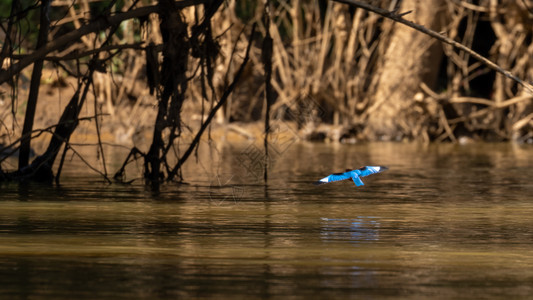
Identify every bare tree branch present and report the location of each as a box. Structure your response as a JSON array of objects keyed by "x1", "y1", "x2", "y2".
[
  {"x1": 331, "y1": 0, "x2": 533, "y2": 93},
  {"x1": 12, "y1": 42, "x2": 150, "y2": 61},
  {"x1": 167, "y1": 24, "x2": 257, "y2": 181},
  {"x1": 0, "y1": 0, "x2": 206, "y2": 84}
]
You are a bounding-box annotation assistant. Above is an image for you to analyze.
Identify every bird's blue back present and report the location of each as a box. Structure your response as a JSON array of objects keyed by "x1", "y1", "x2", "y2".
[
  {"x1": 314, "y1": 166, "x2": 388, "y2": 187},
  {"x1": 327, "y1": 173, "x2": 352, "y2": 182}
]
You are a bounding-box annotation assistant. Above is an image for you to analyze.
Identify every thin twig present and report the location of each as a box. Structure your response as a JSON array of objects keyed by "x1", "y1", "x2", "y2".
[
  {"x1": 11, "y1": 42, "x2": 150, "y2": 61},
  {"x1": 0, "y1": 115, "x2": 100, "y2": 164},
  {"x1": 66, "y1": 143, "x2": 112, "y2": 183},
  {"x1": 91, "y1": 81, "x2": 109, "y2": 180}
]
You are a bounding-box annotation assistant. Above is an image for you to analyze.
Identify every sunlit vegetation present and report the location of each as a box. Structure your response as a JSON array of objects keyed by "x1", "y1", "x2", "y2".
[{"x1": 0, "y1": 0, "x2": 532, "y2": 185}]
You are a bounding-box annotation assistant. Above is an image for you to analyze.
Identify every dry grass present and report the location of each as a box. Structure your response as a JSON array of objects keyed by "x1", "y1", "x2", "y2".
[{"x1": 1, "y1": 0, "x2": 532, "y2": 146}]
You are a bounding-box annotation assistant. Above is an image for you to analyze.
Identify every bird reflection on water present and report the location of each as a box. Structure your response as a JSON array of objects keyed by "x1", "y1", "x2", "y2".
[{"x1": 320, "y1": 217, "x2": 380, "y2": 243}]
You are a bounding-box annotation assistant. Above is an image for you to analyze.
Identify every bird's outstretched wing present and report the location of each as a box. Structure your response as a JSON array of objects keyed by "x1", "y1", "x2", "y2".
[
  {"x1": 314, "y1": 166, "x2": 388, "y2": 187},
  {"x1": 313, "y1": 172, "x2": 351, "y2": 185},
  {"x1": 355, "y1": 166, "x2": 388, "y2": 177}
]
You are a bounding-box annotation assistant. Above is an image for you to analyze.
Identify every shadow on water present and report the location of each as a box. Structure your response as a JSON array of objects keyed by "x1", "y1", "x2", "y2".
[{"x1": 0, "y1": 142, "x2": 532, "y2": 298}]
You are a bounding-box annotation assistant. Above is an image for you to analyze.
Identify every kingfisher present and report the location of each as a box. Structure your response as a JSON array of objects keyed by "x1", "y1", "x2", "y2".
[{"x1": 314, "y1": 166, "x2": 388, "y2": 187}]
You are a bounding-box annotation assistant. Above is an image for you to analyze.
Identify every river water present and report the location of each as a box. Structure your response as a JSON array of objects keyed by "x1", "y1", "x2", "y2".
[{"x1": 0, "y1": 142, "x2": 532, "y2": 299}]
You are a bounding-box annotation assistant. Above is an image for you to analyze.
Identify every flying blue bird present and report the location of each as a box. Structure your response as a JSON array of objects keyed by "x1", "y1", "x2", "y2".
[{"x1": 314, "y1": 166, "x2": 388, "y2": 187}]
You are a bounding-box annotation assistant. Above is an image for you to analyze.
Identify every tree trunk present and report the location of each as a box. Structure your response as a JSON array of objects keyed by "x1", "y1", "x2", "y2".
[
  {"x1": 19, "y1": 0, "x2": 51, "y2": 168},
  {"x1": 365, "y1": 0, "x2": 445, "y2": 140},
  {"x1": 14, "y1": 80, "x2": 90, "y2": 183}
]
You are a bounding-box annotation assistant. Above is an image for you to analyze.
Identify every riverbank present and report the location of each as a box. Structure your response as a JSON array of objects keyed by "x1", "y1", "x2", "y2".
[{"x1": 0, "y1": 71, "x2": 373, "y2": 161}]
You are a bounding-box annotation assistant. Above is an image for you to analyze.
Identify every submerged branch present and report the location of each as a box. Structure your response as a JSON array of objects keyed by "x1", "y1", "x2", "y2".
[
  {"x1": 168, "y1": 24, "x2": 256, "y2": 181},
  {"x1": 262, "y1": 2, "x2": 274, "y2": 183}
]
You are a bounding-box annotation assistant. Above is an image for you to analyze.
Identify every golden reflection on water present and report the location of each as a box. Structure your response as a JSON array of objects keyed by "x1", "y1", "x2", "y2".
[{"x1": 0, "y1": 142, "x2": 532, "y2": 298}]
